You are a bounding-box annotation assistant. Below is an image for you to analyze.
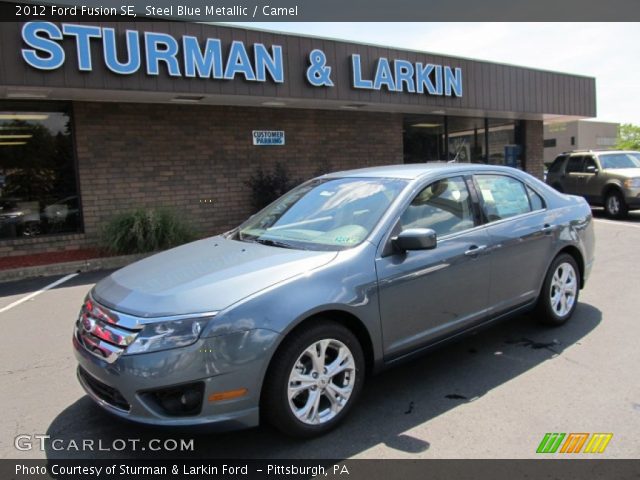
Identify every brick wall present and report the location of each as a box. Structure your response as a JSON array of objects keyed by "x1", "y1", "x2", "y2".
[
  {"x1": 71, "y1": 102, "x2": 403, "y2": 246},
  {"x1": 524, "y1": 120, "x2": 545, "y2": 180}
]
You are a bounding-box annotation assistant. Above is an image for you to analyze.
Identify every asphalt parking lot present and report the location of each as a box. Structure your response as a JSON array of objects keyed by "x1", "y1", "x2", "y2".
[{"x1": 1, "y1": 210, "x2": 639, "y2": 460}]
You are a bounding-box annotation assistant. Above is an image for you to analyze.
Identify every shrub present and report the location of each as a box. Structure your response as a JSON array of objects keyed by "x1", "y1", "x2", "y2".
[
  {"x1": 101, "y1": 208, "x2": 196, "y2": 255},
  {"x1": 246, "y1": 162, "x2": 300, "y2": 211}
]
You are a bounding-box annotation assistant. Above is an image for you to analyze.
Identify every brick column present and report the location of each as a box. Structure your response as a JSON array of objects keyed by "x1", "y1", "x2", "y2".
[{"x1": 524, "y1": 120, "x2": 544, "y2": 179}]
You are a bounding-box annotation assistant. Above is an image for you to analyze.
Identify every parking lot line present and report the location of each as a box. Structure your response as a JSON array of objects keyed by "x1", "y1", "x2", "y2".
[
  {"x1": 0, "y1": 273, "x2": 78, "y2": 314},
  {"x1": 593, "y1": 219, "x2": 640, "y2": 229}
]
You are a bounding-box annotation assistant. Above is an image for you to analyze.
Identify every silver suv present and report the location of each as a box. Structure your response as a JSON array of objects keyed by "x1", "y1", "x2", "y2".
[{"x1": 546, "y1": 150, "x2": 640, "y2": 218}]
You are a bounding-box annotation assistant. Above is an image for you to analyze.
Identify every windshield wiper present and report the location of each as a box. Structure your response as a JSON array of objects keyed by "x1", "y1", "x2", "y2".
[{"x1": 253, "y1": 238, "x2": 298, "y2": 249}]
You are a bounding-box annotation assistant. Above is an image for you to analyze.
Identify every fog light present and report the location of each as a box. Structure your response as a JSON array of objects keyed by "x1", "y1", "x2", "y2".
[{"x1": 149, "y1": 382, "x2": 204, "y2": 416}]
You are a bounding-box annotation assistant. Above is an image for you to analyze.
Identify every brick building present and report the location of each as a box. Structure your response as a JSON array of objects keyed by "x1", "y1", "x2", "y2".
[{"x1": 0, "y1": 21, "x2": 596, "y2": 257}]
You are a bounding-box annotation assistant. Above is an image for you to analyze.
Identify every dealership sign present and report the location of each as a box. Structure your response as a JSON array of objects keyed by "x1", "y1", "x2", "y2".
[{"x1": 20, "y1": 22, "x2": 463, "y2": 97}]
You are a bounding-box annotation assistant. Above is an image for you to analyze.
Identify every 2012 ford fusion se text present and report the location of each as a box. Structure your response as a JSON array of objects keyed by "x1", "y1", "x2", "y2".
[{"x1": 73, "y1": 163, "x2": 595, "y2": 437}]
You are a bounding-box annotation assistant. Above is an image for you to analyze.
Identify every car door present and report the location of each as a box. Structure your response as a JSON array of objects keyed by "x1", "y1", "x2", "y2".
[
  {"x1": 375, "y1": 175, "x2": 492, "y2": 359},
  {"x1": 575, "y1": 155, "x2": 601, "y2": 203},
  {"x1": 473, "y1": 174, "x2": 554, "y2": 314},
  {"x1": 563, "y1": 155, "x2": 585, "y2": 195}
]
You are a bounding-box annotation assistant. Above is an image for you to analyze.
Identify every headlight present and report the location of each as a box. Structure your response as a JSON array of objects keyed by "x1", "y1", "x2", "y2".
[
  {"x1": 125, "y1": 317, "x2": 210, "y2": 355},
  {"x1": 624, "y1": 178, "x2": 640, "y2": 188}
]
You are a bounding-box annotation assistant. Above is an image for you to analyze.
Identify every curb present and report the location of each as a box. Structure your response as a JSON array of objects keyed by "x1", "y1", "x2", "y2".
[{"x1": 0, "y1": 253, "x2": 151, "y2": 284}]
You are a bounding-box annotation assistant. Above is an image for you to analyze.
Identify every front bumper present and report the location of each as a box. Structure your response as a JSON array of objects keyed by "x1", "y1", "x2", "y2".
[
  {"x1": 623, "y1": 190, "x2": 640, "y2": 209},
  {"x1": 73, "y1": 326, "x2": 280, "y2": 429}
]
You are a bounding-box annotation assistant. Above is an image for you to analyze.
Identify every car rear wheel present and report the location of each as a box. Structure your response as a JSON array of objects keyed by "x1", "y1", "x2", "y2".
[
  {"x1": 536, "y1": 253, "x2": 580, "y2": 326},
  {"x1": 604, "y1": 190, "x2": 628, "y2": 219},
  {"x1": 261, "y1": 320, "x2": 365, "y2": 437}
]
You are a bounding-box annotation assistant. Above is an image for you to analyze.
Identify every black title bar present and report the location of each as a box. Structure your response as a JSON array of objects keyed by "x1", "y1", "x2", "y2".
[
  {"x1": 2, "y1": 459, "x2": 640, "y2": 480},
  {"x1": 2, "y1": 0, "x2": 640, "y2": 21}
]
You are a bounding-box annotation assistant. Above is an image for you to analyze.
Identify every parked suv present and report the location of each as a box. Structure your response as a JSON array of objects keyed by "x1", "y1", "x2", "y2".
[{"x1": 546, "y1": 150, "x2": 640, "y2": 218}]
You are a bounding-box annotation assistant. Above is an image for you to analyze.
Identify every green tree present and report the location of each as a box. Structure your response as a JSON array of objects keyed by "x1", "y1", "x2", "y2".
[{"x1": 616, "y1": 123, "x2": 640, "y2": 150}]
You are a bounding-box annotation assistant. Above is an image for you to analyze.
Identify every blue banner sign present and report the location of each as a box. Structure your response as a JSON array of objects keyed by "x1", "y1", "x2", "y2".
[{"x1": 20, "y1": 22, "x2": 463, "y2": 98}]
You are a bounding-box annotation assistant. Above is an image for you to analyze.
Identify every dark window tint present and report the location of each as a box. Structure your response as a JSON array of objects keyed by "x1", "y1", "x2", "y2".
[
  {"x1": 583, "y1": 156, "x2": 598, "y2": 172},
  {"x1": 565, "y1": 156, "x2": 584, "y2": 173},
  {"x1": 526, "y1": 185, "x2": 545, "y2": 211},
  {"x1": 548, "y1": 156, "x2": 566, "y2": 174},
  {"x1": 475, "y1": 175, "x2": 531, "y2": 221},
  {"x1": 400, "y1": 176, "x2": 474, "y2": 237},
  {"x1": 0, "y1": 104, "x2": 81, "y2": 239}
]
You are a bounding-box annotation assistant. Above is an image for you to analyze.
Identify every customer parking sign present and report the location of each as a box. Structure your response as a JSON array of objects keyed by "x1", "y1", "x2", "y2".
[{"x1": 252, "y1": 130, "x2": 285, "y2": 146}]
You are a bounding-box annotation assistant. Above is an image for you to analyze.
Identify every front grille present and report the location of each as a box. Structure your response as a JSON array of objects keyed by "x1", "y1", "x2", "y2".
[
  {"x1": 76, "y1": 296, "x2": 141, "y2": 364},
  {"x1": 78, "y1": 366, "x2": 130, "y2": 411}
]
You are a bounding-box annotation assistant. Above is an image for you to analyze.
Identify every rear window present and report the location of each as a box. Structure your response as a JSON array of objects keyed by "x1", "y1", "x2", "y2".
[{"x1": 475, "y1": 174, "x2": 532, "y2": 222}]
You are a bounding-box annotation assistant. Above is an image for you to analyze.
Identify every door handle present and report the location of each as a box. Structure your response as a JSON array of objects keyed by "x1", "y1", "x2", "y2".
[
  {"x1": 541, "y1": 224, "x2": 555, "y2": 234},
  {"x1": 464, "y1": 245, "x2": 487, "y2": 256}
]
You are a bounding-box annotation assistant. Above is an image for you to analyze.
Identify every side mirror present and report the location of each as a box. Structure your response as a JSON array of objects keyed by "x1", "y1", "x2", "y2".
[
  {"x1": 392, "y1": 228, "x2": 437, "y2": 252},
  {"x1": 585, "y1": 165, "x2": 598, "y2": 174}
]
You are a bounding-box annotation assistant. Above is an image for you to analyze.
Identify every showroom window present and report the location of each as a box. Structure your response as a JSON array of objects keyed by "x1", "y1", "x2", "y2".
[
  {"x1": 0, "y1": 103, "x2": 81, "y2": 239},
  {"x1": 447, "y1": 116, "x2": 486, "y2": 163},
  {"x1": 487, "y1": 118, "x2": 523, "y2": 169},
  {"x1": 403, "y1": 115, "x2": 525, "y2": 168}
]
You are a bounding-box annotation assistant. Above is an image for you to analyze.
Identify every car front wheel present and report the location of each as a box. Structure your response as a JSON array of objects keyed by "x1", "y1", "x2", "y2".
[
  {"x1": 604, "y1": 190, "x2": 628, "y2": 219},
  {"x1": 262, "y1": 320, "x2": 365, "y2": 437},
  {"x1": 536, "y1": 253, "x2": 580, "y2": 326}
]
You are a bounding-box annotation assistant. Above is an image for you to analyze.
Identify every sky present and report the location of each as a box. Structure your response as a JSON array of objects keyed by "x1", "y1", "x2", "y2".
[{"x1": 229, "y1": 22, "x2": 640, "y2": 125}]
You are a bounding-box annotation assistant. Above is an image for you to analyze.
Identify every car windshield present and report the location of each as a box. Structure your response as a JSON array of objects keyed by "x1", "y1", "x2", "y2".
[
  {"x1": 235, "y1": 177, "x2": 407, "y2": 251},
  {"x1": 599, "y1": 152, "x2": 640, "y2": 169}
]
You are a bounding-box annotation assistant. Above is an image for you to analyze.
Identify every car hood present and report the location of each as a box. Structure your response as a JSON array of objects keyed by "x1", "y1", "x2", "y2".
[
  {"x1": 603, "y1": 168, "x2": 640, "y2": 178},
  {"x1": 92, "y1": 236, "x2": 338, "y2": 318}
]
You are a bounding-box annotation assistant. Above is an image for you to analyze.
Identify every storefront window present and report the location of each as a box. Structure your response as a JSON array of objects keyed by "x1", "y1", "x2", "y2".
[
  {"x1": 447, "y1": 116, "x2": 486, "y2": 163},
  {"x1": 0, "y1": 103, "x2": 81, "y2": 239},
  {"x1": 403, "y1": 115, "x2": 527, "y2": 170},
  {"x1": 487, "y1": 118, "x2": 523, "y2": 169},
  {"x1": 403, "y1": 115, "x2": 445, "y2": 163}
]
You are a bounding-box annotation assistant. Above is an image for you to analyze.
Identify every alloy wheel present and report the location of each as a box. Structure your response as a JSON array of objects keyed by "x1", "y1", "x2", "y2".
[
  {"x1": 287, "y1": 339, "x2": 356, "y2": 425},
  {"x1": 607, "y1": 195, "x2": 620, "y2": 216},
  {"x1": 549, "y1": 262, "x2": 578, "y2": 317}
]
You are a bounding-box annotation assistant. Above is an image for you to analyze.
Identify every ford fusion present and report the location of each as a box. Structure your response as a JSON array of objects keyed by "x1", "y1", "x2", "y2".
[{"x1": 74, "y1": 164, "x2": 595, "y2": 437}]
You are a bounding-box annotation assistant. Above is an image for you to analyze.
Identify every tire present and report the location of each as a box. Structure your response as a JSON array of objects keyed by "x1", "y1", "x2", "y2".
[
  {"x1": 20, "y1": 222, "x2": 41, "y2": 237},
  {"x1": 604, "y1": 190, "x2": 628, "y2": 219},
  {"x1": 261, "y1": 320, "x2": 365, "y2": 438},
  {"x1": 536, "y1": 253, "x2": 580, "y2": 326}
]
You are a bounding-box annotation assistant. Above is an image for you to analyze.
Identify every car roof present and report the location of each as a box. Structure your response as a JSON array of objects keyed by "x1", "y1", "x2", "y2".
[{"x1": 324, "y1": 162, "x2": 522, "y2": 180}]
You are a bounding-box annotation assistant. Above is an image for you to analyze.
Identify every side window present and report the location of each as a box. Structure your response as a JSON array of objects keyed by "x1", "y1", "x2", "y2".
[
  {"x1": 526, "y1": 185, "x2": 545, "y2": 211},
  {"x1": 583, "y1": 156, "x2": 597, "y2": 173},
  {"x1": 475, "y1": 175, "x2": 532, "y2": 221},
  {"x1": 565, "y1": 156, "x2": 584, "y2": 173},
  {"x1": 399, "y1": 176, "x2": 475, "y2": 237}
]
